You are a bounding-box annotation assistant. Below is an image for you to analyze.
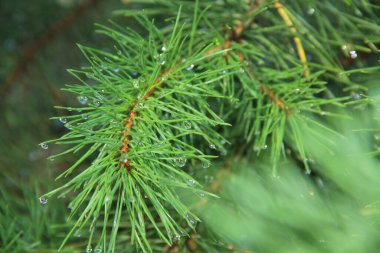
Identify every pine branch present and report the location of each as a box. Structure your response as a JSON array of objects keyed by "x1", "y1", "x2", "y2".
[
  {"x1": 42, "y1": 9, "x2": 237, "y2": 253},
  {"x1": 36, "y1": 1, "x2": 380, "y2": 252}
]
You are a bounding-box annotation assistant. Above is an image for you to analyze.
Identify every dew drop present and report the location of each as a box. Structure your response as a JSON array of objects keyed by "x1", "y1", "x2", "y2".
[
  {"x1": 183, "y1": 121, "x2": 192, "y2": 129},
  {"x1": 160, "y1": 60, "x2": 166, "y2": 65},
  {"x1": 204, "y1": 175, "x2": 214, "y2": 183},
  {"x1": 86, "y1": 247, "x2": 93, "y2": 253},
  {"x1": 187, "y1": 179, "x2": 196, "y2": 187},
  {"x1": 129, "y1": 197, "x2": 135, "y2": 203},
  {"x1": 74, "y1": 230, "x2": 81, "y2": 237},
  {"x1": 220, "y1": 149, "x2": 227, "y2": 156},
  {"x1": 140, "y1": 77, "x2": 146, "y2": 83},
  {"x1": 114, "y1": 68, "x2": 120, "y2": 73},
  {"x1": 167, "y1": 229, "x2": 173, "y2": 239},
  {"x1": 175, "y1": 156, "x2": 187, "y2": 167},
  {"x1": 82, "y1": 114, "x2": 89, "y2": 120},
  {"x1": 307, "y1": 8, "x2": 315, "y2": 15},
  {"x1": 239, "y1": 67, "x2": 245, "y2": 73},
  {"x1": 94, "y1": 248, "x2": 102, "y2": 253},
  {"x1": 209, "y1": 143, "x2": 216, "y2": 149},
  {"x1": 78, "y1": 96, "x2": 88, "y2": 105},
  {"x1": 39, "y1": 197, "x2": 48, "y2": 205},
  {"x1": 173, "y1": 234, "x2": 181, "y2": 242},
  {"x1": 349, "y1": 50, "x2": 358, "y2": 59},
  {"x1": 352, "y1": 92, "x2": 362, "y2": 100},
  {"x1": 133, "y1": 79, "x2": 139, "y2": 88},
  {"x1": 199, "y1": 192, "x2": 205, "y2": 198},
  {"x1": 185, "y1": 212, "x2": 197, "y2": 226},
  {"x1": 59, "y1": 117, "x2": 68, "y2": 124},
  {"x1": 161, "y1": 46, "x2": 167, "y2": 52},
  {"x1": 39, "y1": 143, "x2": 48, "y2": 150},
  {"x1": 186, "y1": 64, "x2": 194, "y2": 71},
  {"x1": 202, "y1": 161, "x2": 210, "y2": 169}
]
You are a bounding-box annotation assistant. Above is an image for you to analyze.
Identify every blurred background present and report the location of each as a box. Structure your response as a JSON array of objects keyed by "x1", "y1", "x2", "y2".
[{"x1": 0, "y1": 1, "x2": 127, "y2": 251}]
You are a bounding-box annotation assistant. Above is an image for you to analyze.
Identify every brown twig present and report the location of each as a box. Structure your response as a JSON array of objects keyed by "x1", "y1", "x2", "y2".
[
  {"x1": 274, "y1": 1, "x2": 310, "y2": 77},
  {"x1": 0, "y1": 0, "x2": 101, "y2": 97},
  {"x1": 119, "y1": 69, "x2": 174, "y2": 171}
]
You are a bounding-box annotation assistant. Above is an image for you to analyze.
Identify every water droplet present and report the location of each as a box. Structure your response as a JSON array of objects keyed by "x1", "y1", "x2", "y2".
[
  {"x1": 133, "y1": 79, "x2": 139, "y2": 88},
  {"x1": 78, "y1": 96, "x2": 88, "y2": 105},
  {"x1": 94, "y1": 101, "x2": 101, "y2": 107},
  {"x1": 86, "y1": 247, "x2": 93, "y2": 253},
  {"x1": 175, "y1": 156, "x2": 187, "y2": 167},
  {"x1": 94, "y1": 247, "x2": 102, "y2": 253},
  {"x1": 173, "y1": 234, "x2": 181, "y2": 242},
  {"x1": 209, "y1": 143, "x2": 216, "y2": 149},
  {"x1": 114, "y1": 68, "x2": 120, "y2": 73},
  {"x1": 74, "y1": 230, "x2": 81, "y2": 237},
  {"x1": 39, "y1": 197, "x2": 48, "y2": 205},
  {"x1": 222, "y1": 70, "x2": 227, "y2": 74},
  {"x1": 349, "y1": 50, "x2": 358, "y2": 59},
  {"x1": 185, "y1": 212, "x2": 197, "y2": 226},
  {"x1": 160, "y1": 60, "x2": 166, "y2": 65},
  {"x1": 204, "y1": 175, "x2": 214, "y2": 183},
  {"x1": 129, "y1": 197, "x2": 135, "y2": 203},
  {"x1": 239, "y1": 68, "x2": 245, "y2": 73},
  {"x1": 263, "y1": 144, "x2": 268, "y2": 149},
  {"x1": 104, "y1": 196, "x2": 110, "y2": 203},
  {"x1": 161, "y1": 46, "x2": 167, "y2": 52},
  {"x1": 39, "y1": 143, "x2": 48, "y2": 150},
  {"x1": 220, "y1": 149, "x2": 227, "y2": 156},
  {"x1": 167, "y1": 229, "x2": 173, "y2": 239},
  {"x1": 140, "y1": 77, "x2": 146, "y2": 83},
  {"x1": 187, "y1": 179, "x2": 196, "y2": 187},
  {"x1": 59, "y1": 117, "x2": 67, "y2": 124},
  {"x1": 186, "y1": 64, "x2": 194, "y2": 71},
  {"x1": 82, "y1": 114, "x2": 89, "y2": 120},
  {"x1": 183, "y1": 121, "x2": 191, "y2": 129},
  {"x1": 199, "y1": 192, "x2": 205, "y2": 198},
  {"x1": 202, "y1": 161, "x2": 210, "y2": 169},
  {"x1": 307, "y1": 8, "x2": 315, "y2": 15},
  {"x1": 352, "y1": 92, "x2": 362, "y2": 100}
]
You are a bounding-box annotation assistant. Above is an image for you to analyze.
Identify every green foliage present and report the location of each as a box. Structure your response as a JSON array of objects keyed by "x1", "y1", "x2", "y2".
[
  {"x1": 42, "y1": 10, "x2": 237, "y2": 253},
  {"x1": 1, "y1": 0, "x2": 380, "y2": 252},
  {"x1": 203, "y1": 108, "x2": 380, "y2": 253}
]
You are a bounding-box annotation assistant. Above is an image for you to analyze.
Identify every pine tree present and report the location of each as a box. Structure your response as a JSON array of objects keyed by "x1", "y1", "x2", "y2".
[{"x1": 2, "y1": 0, "x2": 380, "y2": 253}]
